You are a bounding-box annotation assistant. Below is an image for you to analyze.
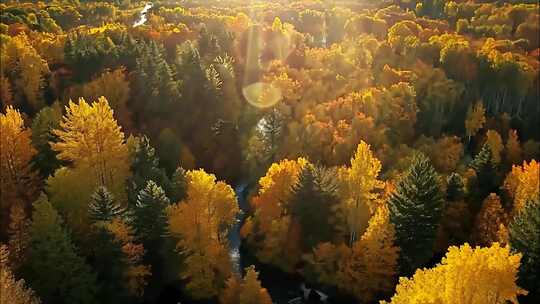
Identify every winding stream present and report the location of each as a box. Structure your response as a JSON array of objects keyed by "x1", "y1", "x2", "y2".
[
  {"x1": 229, "y1": 183, "x2": 249, "y2": 275},
  {"x1": 134, "y1": 2, "x2": 153, "y2": 27}
]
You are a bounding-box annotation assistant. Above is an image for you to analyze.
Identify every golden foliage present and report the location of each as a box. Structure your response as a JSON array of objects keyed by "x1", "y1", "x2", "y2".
[
  {"x1": 2, "y1": 34, "x2": 50, "y2": 109},
  {"x1": 0, "y1": 245, "x2": 40, "y2": 304},
  {"x1": 383, "y1": 243, "x2": 527, "y2": 304},
  {"x1": 220, "y1": 266, "x2": 272, "y2": 304},
  {"x1": 0, "y1": 106, "x2": 37, "y2": 227},
  {"x1": 341, "y1": 206, "x2": 399, "y2": 302},
  {"x1": 486, "y1": 130, "x2": 503, "y2": 164},
  {"x1": 503, "y1": 160, "x2": 539, "y2": 213},
  {"x1": 465, "y1": 102, "x2": 485, "y2": 139},
  {"x1": 341, "y1": 141, "x2": 384, "y2": 244},
  {"x1": 250, "y1": 158, "x2": 308, "y2": 233},
  {"x1": 167, "y1": 169, "x2": 239, "y2": 299},
  {"x1": 307, "y1": 206, "x2": 398, "y2": 302},
  {"x1": 51, "y1": 97, "x2": 130, "y2": 200},
  {"x1": 242, "y1": 158, "x2": 308, "y2": 271},
  {"x1": 105, "y1": 219, "x2": 151, "y2": 297},
  {"x1": 473, "y1": 193, "x2": 507, "y2": 247}
]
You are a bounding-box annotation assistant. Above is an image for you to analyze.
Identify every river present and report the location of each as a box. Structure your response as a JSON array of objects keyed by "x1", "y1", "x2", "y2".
[{"x1": 134, "y1": 2, "x2": 153, "y2": 27}]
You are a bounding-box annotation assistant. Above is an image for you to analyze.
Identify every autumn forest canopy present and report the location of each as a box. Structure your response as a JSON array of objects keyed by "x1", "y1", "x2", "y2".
[{"x1": 0, "y1": 0, "x2": 539, "y2": 303}]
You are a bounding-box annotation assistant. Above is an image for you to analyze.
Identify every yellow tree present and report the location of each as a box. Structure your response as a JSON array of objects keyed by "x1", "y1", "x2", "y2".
[
  {"x1": 0, "y1": 106, "x2": 37, "y2": 234},
  {"x1": 465, "y1": 102, "x2": 485, "y2": 141},
  {"x1": 473, "y1": 193, "x2": 507, "y2": 247},
  {"x1": 382, "y1": 243, "x2": 527, "y2": 304},
  {"x1": 220, "y1": 266, "x2": 272, "y2": 304},
  {"x1": 0, "y1": 245, "x2": 41, "y2": 304},
  {"x1": 486, "y1": 130, "x2": 503, "y2": 164},
  {"x1": 339, "y1": 205, "x2": 399, "y2": 302},
  {"x1": 241, "y1": 158, "x2": 308, "y2": 271},
  {"x1": 220, "y1": 275, "x2": 242, "y2": 304},
  {"x1": 167, "y1": 169, "x2": 239, "y2": 299},
  {"x1": 51, "y1": 97, "x2": 130, "y2": 200},
  {"x1": 305, "y1": 242, "x2": 350, "y2": 286},
  {"x1": 503, "y1": 160, "x2": 540, "y2": 213},
  {"x1": 239, "y1": 266, "x2": 273, "y2": 304},
  {"x1": 105, "y1": 218, "x2": 151, "y2": 297},
  {"x1": 429, "y1": 136, "x2": 464, "y2": 174},
  {"x1": 3, "y1": 34, "x2": 50, "y2": 110},
  {"x1": 505, "y1": 129, "x2": 522, "y2": 165},
  {"x1": 340, "y1": 141, "x2": 384, "y2": 245},
  {"x1": 248, "y1": 158, "x2": 308, "y2": 234}
]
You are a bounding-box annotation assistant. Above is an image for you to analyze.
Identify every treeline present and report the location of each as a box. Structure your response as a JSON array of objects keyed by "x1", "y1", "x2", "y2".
[{"x1": 1, "y1": 0, "x2": 539, "y2": 303}]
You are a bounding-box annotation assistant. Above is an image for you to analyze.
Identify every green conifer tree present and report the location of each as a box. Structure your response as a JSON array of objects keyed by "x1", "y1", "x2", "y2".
[
  {"x1": 509, "y1": 200, "x2": 540, "y2": 297},
  {"x1": 446, "y1": 172, "x2": 465, "y2": 201},
  {"x1": 388, "y1": 153, "x2": 444, "y2": 275},
  {"x1": 88, "y1": 186, "x2": 124, "y2": 223},
  {"x1": 127, "y1": 136, "x2": 172, "y2": 205},
  {"x1": 133, "y1": 181, "x2": 170, "y2": 246},
  {"x1": 289, "y1": 164, "x2": 340, "y2": 250},
  {"x1": 468, "y1": 143, "x2": 499, "y2": 207},
  {"x1": 22, "y1": 195, "x2": 98, "y2": 304}
]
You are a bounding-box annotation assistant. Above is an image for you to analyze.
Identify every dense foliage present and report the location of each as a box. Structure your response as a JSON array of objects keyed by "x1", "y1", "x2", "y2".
[{"x1": 1, "y1": 0, "x2": 539, "y2": 303}]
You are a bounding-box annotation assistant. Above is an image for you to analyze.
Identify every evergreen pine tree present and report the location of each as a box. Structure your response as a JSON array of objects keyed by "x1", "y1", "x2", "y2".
[
  {"x1": 170, "y1": 166, "x2": 187, "y2": 203},
  {"x1": 132, "y1": 180, "x2": 174, "y2": 298},
  {"x1": 88, "y1": 186, "x2": 124, "y2": 223},
  {"x1": 468, "y1": 143, "x2": 499, "y2": 206},
  {"x1": 509, "y1": 200, "x2": 540, "y2": 297},
  {"x1": 469, "y1": 143, "x2": 493, "y2": 172},
  {"x1": 246, "y1": 108, "x2": 285, "y2": 177},
  {"x1": 289, "y1": 164, "x2": 340, "y2": 250},
  {"x1": 176, "y1": 41, "x2": 206, "y2": 105},
  {"x1": 388, "y1": 153, "x2": 444, "y2": 275},
  {"x1": 259, "y1": 108, "x2": 284, "y2": 163},
  {"x1": 135, "y1": 41, "x2": 180, "y2": 116},
  {"x1": 127, "y1": 136, "x2": 172, "y2": 205},
  {"x1": 133, "y1": 180, "x2": 170, "y2": 246},
  {"x1": 22, "y1": 195, "x2": 98, "y2": 304}
]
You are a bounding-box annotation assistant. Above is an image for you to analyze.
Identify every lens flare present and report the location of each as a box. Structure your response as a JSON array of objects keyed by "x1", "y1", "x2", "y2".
[{"x1": 242, "y1": 82, "x2": 282, "y2": 108}]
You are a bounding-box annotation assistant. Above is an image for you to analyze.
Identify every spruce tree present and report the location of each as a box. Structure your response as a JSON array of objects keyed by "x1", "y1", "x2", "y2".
[
  {"x1": 133, "y1": 180, "x2": 170, "y2": 247},
  {"x1": 468, "y1": 143, "x2": 499, "y2": 206},
  {"x1": 289, "y1": 164, "x2": 339, "y2": 250},
  {"x1": 388, "y1": 153, "x2": 444, "y2": 275},
  {"x1": 469, "y1": 143, "x2": 493, "y2": 172},
  {"x1": 22, "y1": 195, "x2": 98, "y2": 304},
  {"x1": 88, "y1": 186, "x2": 124, "y2": 223},
  {"x1": 509, "y1": 200, "x2": 540, "y2": 297},
  {"x1": 127, "y1": 136, "x2": 171, "y2": 205},
  {"x1": 132, "y1": 180, "x2": 174, "y2": 297},
  {"x1": 170, "y1": 166, "x2": 187, "y2": 203},
  {"x1": 259, "y1": 108, "x2": 284, "y2": 164},
  {"x1": 135, "y1": 41, "x2": 180, "y2": 116}
]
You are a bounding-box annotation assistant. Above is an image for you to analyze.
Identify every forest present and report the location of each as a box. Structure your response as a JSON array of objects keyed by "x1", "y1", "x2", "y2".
[{"x1": 0, "y1": 0, "x2": 539, "y2": 303}]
